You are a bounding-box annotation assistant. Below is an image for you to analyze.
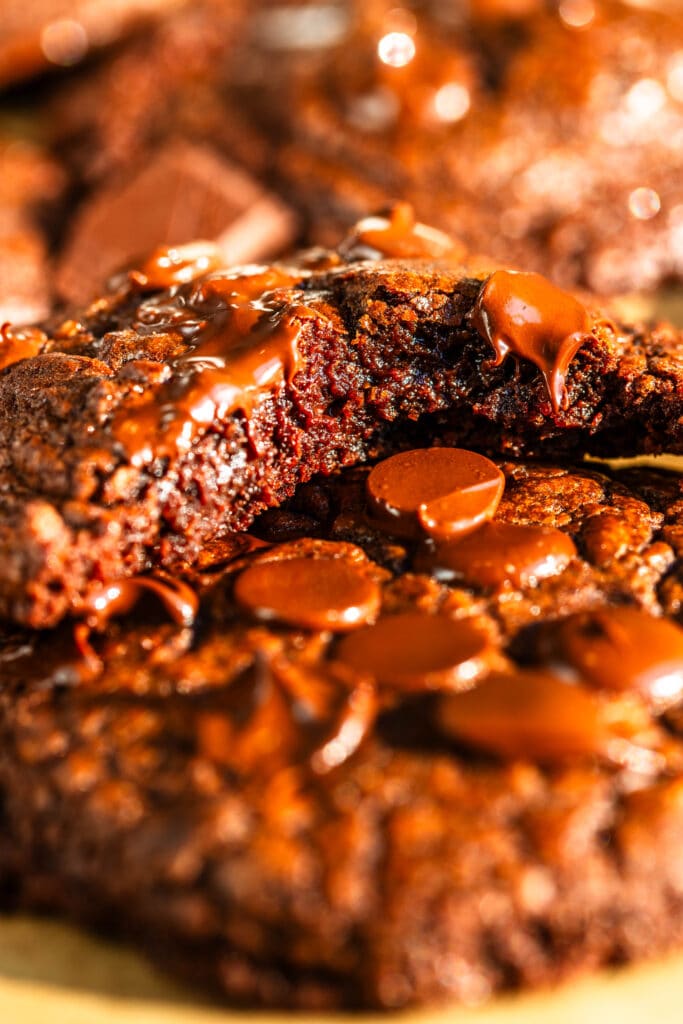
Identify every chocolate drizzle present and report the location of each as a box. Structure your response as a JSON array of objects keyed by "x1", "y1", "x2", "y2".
[
  {"x1": 112, "y1": 266, "x2": 317, "y2": 467},
  {"x1": 472, "y1": 269, "x2": 595, "y2": 412}
]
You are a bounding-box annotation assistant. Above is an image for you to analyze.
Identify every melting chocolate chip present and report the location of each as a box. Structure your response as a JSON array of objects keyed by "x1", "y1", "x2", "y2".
[
  {"x1": 111, "y1": 266, "x2": 317, "y2": 467},
  {"x1": 339, "y1": 202, "x2": 465, "y2": 261},
  {"x1": 471, "y1": 269, "x2": 595, "y2": 412},
  {"x1": 234, "y1": 557, "x2": 382, "y2": 631},
  {"x1": 417, "y1": 521, "x2": 576, "y2": 589},
  {"x1": 336, "y1": 611, "x2": 494, "y2": 691},
  {"x1": 366, "y1": 447, "x2": 504, "y2": 540},
  {"x1": 0, "y1": 323, "x2": 46, "y2": 371},
  {"x1": 80, "y1": 575, "x2": 198, "y2": 630},
  {"x1": 437, "y1": 668, "x2": 611, "y2": 761},
  {"x1": 127, "y1": 241, "x2": 224, "y2": 292},
  {"x1": 545, "y1": 607, "x2": 683, "y2": 708}
]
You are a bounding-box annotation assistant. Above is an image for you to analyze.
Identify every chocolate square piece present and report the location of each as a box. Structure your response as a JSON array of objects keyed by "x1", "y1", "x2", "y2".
[{"x1": 56, "y1": 141, "x2": 298, "y2": 305}]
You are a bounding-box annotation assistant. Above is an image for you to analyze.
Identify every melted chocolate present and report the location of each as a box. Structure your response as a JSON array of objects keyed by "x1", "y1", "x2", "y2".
[
  {"x1": 197, "y1": 657, "x2": 376, "y2": 774},
  {"x1": 234, "y1": 556, "x2": 381, "y2": 631},
  {"x1": 0, "y1": 323, "x2": 46, "y2": 371},
  {"x1": 127, "y1": 241, "x2": 224, "y2": 292},
  {"x1": 366, "y1": 447, "x2": 504, "y2": 540},
  {"x1": 437, "y1": 668, "x2": 611, "y2": 762},
  {"x1": 417, "y1": 521, "x2": 576, "y2": 589},
  {"x1": 547, "y1": 607, "x2": 683, "y2": 708},
  {"x1": 472, "y1": 270, "x2": 594, "y2": 412},
  {"x1": 339, "y1": 202, "x2": 464, "y2": 261},
  {"x1": 111, "y1": 267, "x2": 317, "y2": 467},
  {"x1": 80, "y1": 574, "x2": 198, "y2": 630},
  {"x1": 336, "y1": 611, "x2": 494, "y2": 692}
]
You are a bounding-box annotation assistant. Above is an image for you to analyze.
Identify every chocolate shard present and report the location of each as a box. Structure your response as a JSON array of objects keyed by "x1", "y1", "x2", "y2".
[
  {"x1": 2, "y1": 212, "x2": 683, "y2": 627},
  {"x1": 56, "y1": 140, "x2": 298, "y2": 305}
]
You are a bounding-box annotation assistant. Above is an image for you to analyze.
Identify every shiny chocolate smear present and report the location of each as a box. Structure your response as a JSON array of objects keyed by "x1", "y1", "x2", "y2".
[
  {"x1": 127, "y1": 241, "x2": 223, "y2": 292},
  {"x1": 336, "y1": 611, "x2": 494, "y2": 692},
  {"x1": 339, "y1": 201, "x2": 464, "y2": 261},
  {"x1": 111, "y1": 266, "x2": 317, "y2": 467},
  {"x1": 418, "y1": 521, "x2": 576, "y2": 589},
  {"x1": 472, "y1": 269, "x2": 594, "y2": 412},
  {"x1": 80, "y1": 574, "x2": 198, "y2": 630},
  {"x1": 0, "y1": 323, "x2": 46, "y2": 371},
  {"x1": 366, "y1": 447, "x2": 504, "y2": 540},
  {"x1": 548, "y1": 607, "x2": 683, "y2": 708},
  {"x1": 437, "y1": 668, "x2": 610, "y2": 761},
  {"x1": 234, "y1": 556, "x2": 382, "y2": 631}
]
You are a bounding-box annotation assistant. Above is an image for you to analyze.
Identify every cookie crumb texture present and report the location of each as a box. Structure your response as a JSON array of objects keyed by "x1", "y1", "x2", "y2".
[{"x1": 3, "y1": 456, "x2": 683, "y2": 1009}]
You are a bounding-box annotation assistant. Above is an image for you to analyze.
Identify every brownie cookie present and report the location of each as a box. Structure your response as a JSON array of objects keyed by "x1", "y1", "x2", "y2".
[
  {"x1": 2, "y1": 450, "x2": 683, "y2": 1008},
  {"x1": 3, "y1": 210, "x2": 683, "y2": 628}
]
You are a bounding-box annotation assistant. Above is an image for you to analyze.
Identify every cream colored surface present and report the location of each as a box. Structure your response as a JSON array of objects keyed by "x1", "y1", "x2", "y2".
[{"x1": 2, "y1": 914, "x2": 683, "y2": 1023}]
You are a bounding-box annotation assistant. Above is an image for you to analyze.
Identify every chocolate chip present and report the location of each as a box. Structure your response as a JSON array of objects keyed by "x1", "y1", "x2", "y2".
[
  {"x1": 336, "y1": 611, "x2": 494, "y2": 692},
  {"x1": 437, "y1": 669, "x2": 610, "y2": 761},
  {"x1": 545, "y1": 607, "x2": 683, "y2": 708},
  {"x1": 366, "y1": 447, "x2": 504, "y2": 540},
  {"x1": 417, "y1": 521, "x2": 576, "y2": 589},
  {"x1": 234, "y1": 557, "x2": 382, "y2": 632}
]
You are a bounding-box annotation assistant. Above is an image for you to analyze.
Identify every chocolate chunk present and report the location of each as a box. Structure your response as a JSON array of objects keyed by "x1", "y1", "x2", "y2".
[
  {"x1": 234, "y1": 556, "x2": 382, "y2": 631},
  {"x1": 336, "y1": 612, "x2": 494, "y2": 691},
  {"x1": 437, "y1": 669, "x2": 611, "y2": 761},
  {"x1": 544, "y1": 607, "x2": 683, "y2": 708},
  {"x1": 471, "y1": 270, "x2": 596, "y2": 412},
  {"x1": 56, "y1": 141, "x2": 297, "y2": 305},
  {"x1": 366, "y1": 447, "x2": 504, "y2": 540},
  {"x1": 418, "y1": 521, "x2": 576, "y2": 589}
]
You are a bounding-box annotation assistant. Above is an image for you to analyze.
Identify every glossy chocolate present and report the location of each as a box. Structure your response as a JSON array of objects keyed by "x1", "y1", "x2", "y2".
[
  {"x1": 234, "y1": 556, "x2": 382, "y2": 631},
  {"x1": 472, "y1": 270, "x2": 594, "y2": 412},
  {"x1": 0, "y1": 323, "x2": 45, "y2": 371},
  {"x1": 112, "y1": 266, "x2": 316, "y2": 467},
  {"x1": 128, "y1": 241, "x2": 223, "y2": 291},
  {"x1": 437, "y1": 668, "x2": 611, "y2": 761},
  {"x1": 339, "y1": 202, "x2": 464, "y2": 261},
  {"x1": 80, "y1": 574, "x2": 198, "y2": 630},
  {"x1": 366, "y1": 447, "x2": 504, "y2": 540},
  {"x1": 418, "y1": 521, "x2": 576, "y2": 589},
  {"x1": 548, "y1": 607, "x2": 683, "y2": 708},
  {"x1": 336, "y1": 611, "x2": 494, "y2": 692}
]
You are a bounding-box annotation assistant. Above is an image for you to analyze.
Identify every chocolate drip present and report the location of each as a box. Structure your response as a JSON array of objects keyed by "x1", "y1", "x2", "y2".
[
  {"x1": 80, "y1": 574, "x2": 198, "y2": 630},
  {"x1": 112, "y1": 267, "x2": 316, "y2": 467},
  {"x1": 472, "y1": 270, "x2": 595, "y2": 412}
]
